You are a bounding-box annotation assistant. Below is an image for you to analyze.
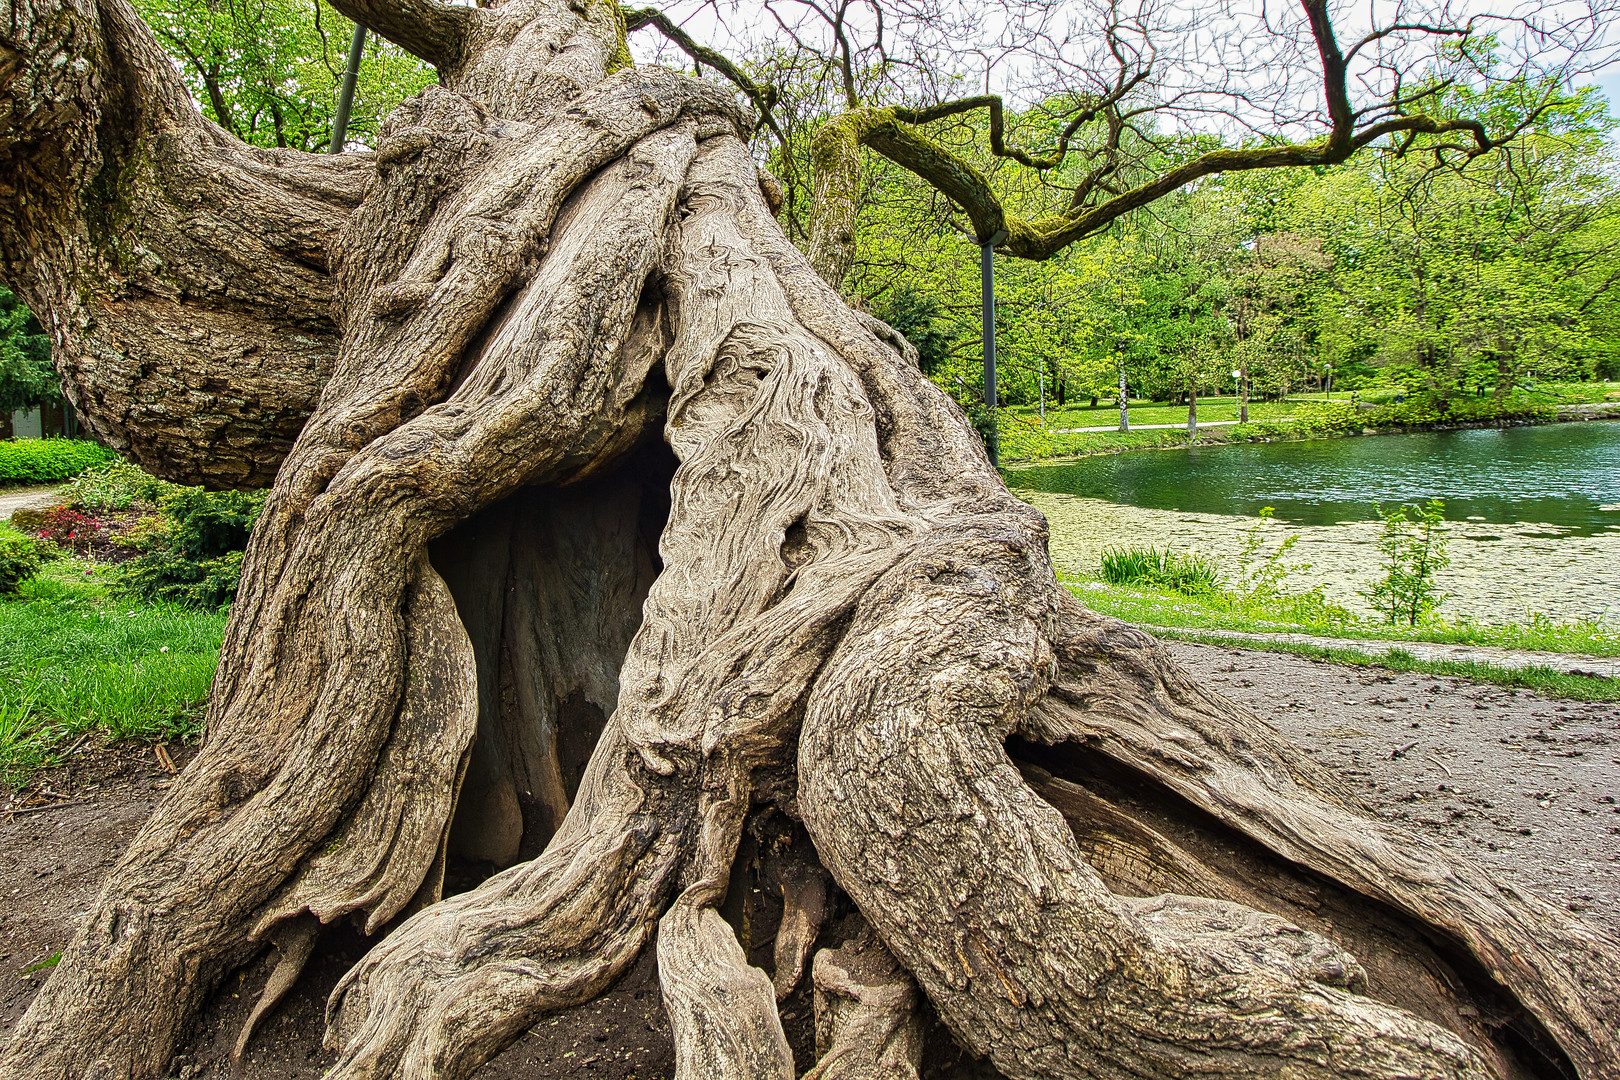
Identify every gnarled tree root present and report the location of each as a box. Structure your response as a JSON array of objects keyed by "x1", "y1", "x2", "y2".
[{"x1": 1, "y1": 26, "x2": 1616, "y2": 1080}]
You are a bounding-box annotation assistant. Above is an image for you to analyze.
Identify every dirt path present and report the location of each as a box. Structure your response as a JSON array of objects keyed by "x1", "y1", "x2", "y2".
[
  {"x1": 0, "y1": 485, "x2": 60, "y2": 521},
  {"x1": 2, "y1": 643, "x2": 1616, "y2": 1078},
  {"x1": 1166, "y1": 642, "x2": 1620, "y2": 922}
]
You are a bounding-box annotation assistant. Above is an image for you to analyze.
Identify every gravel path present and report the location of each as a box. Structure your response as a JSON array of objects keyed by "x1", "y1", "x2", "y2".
[{"x1": 1167, "y1": 641, "x2": 1620, "y2": 926}]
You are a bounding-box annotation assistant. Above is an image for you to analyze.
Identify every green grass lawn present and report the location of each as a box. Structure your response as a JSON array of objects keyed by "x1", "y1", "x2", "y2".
[
  {"x1": 1004, "y1": 380, "x2": 1620, "y2": 433},
  {"x1": 1064, "y1": 576, "x2": 1620, "y2": 699},
  {"x1": 1065, "y1": 576, "x2": 1620, "y2": 656},
  {"x1": 0, "y1": 558, "x2": 226, "y2": 781},
  {"x1": 1010, "y1": 396, "x2": 1306, "y2": 429}
]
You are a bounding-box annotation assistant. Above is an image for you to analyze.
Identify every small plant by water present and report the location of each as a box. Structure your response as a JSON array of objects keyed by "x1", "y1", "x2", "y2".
[
  {"x1": 1099, "y1": 546, "x2": 1223, "y2": 595},
  {"x1": 1361, "y1": 499, "x2": 1450, "y2": 626}
]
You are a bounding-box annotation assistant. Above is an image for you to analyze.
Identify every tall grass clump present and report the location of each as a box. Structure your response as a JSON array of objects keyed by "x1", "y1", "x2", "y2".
[
  {"x1": 1099, "y1": 546, "x2": 1224, "y2": 595},
  {"x1": 0, "y1": 564, "x2": 225, "y2": 780}
]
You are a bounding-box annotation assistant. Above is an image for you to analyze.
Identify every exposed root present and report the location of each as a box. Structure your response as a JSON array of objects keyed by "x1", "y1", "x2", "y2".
[
  {"x1": 804, "y1": 931, "x2": 925, "y2": 1080},
  {"x1": 1024, "y1": 600, "x2": 1620, "y2": 1076},
  {"x1": 799, "y1": 522, "x2": 1498, "y2": 1080},
  {"x1": 659, "y1": 888, "x2": 795, "y2": 1080},
  {"x1": 770, "y1": 855, "x2": 828, "y2": 1001},
  {"x1": 230, "y1": 918, "x2": 321, "y2": 1074},
  {"x1": 253, "y1": 555, "x2": 478, "y2": 937}
]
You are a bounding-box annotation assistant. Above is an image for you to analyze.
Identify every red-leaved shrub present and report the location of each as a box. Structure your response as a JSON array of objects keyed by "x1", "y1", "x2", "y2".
[{"x1": 36, "y1": 505, "x2": 105, "y2": 555}]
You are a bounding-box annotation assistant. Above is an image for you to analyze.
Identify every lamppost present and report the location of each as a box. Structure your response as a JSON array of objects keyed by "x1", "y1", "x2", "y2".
[
  {"x1": 980, "y1": 229, "x2": 1008, "y2": 467},
  {"x1": 1232, "y1": 369, "x2": 1242, "y2": 422},
  {"x1": 328, "y1": 22, "x2": 368, "y2": 154}
]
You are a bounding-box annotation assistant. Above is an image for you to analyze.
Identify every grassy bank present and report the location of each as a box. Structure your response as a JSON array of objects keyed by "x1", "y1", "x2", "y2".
[
  {"x1": 0, "y1": 557, "x2": 225, "y2": 782},
  {"x1": 1066, "y1": 578, "x2": 1620, "y2": 657},
  {"x1": 1148, "y1": 625, "x2": 1620, "y2": 702},
  {"x1": 999, "y1": 381, "x2": 1620, "y2": 463}
]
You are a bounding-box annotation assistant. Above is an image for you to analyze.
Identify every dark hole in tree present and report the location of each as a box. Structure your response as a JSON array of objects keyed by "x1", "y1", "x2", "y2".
[{"x1": 430, "y1": 438, "x2": 676, "y2": 870}]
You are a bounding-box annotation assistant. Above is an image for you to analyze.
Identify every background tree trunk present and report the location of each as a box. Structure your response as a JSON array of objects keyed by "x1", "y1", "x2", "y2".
[{"x1": 1, "y1": 1, "x2": 1617, "y2": 1078}]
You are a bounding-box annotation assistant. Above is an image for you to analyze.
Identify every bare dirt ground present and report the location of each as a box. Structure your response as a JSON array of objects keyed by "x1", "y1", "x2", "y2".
[{"x1": 2, "y1": 641, "x2": 1616, "y2": 1078}]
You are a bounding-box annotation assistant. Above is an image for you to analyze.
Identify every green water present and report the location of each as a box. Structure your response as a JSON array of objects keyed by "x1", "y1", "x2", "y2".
[
  {"x1": 1004, "y1": 422, "x2": 1620, "y2": 623},
  {"x1": 1007, "y1": 422, "x2": 1620, "y2": 536}
]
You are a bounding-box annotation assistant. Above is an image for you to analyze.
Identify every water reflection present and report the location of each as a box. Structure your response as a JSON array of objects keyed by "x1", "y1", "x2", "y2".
[
  {"x1": 1005, "y1": 422, "x2": 1620, "y2": 623},
  {"x1": 1008, "y1": 422, "x2": 1620, "y2": 535}
]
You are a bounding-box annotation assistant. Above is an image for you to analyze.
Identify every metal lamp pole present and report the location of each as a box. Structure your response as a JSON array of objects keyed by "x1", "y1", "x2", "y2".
[
  {"x1": 980, "y1": 229, "x2": 1008, "y2": 467},
  {"x1": 328, "y1": 22, "x2": 367, "y2": 154}
]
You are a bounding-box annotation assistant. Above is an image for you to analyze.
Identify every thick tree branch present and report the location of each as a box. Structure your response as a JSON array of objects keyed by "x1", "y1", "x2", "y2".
[
  {"x1": 324, "y1": 0, "x2": 474, "y2": 69},
  {"x1": 801, "y1": 0, "x2": 1530, "y2": 285},
  {"x1": 0, "y1": 0, "x2": 368, "y2": 484}
]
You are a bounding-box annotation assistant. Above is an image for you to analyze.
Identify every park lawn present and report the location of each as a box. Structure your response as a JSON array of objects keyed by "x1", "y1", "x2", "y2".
[
  {"x1": 1007, "y1": 380, "x2": 1620, "y2": 432},
  {"x1": 1064, "y1": 577, "x2": 1620, "y2": 656},
  {"x1": 1007, "y1": 396, "x2": 1304, "y2": 429},
  {"x1": 1064, "y1": 577, "x2": 1620, "y2": 700},
  {"x1": 0, "y1": 556, "x2": 226, "y2": 782}
]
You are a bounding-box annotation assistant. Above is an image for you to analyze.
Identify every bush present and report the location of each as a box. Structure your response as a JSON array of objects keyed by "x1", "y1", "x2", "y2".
[
  {"x1": 116, "y1": 488, "x2": 264, "y2": 608},
  {"x1": 61, "y1": 459, "x2": 176, "y2": 511},
  {"x1": 0, "y1": 438, "x2": 117, "y2": 484},
  {"x1": 1289, "y1": 400, "x2": 1359, "y2": 434},
  {"x1": 0, "y1": 528, "x2": 44, "y2": 594},
  {"x1": 32, "y1": 506, "x2": 105, "y2": 555},
  {"x1": 1360, "y1": 499, "x2": 1450, "y2": 626},
  {"x1": 1099, "y1": 546, "x2": 1224, "y2": 595}
]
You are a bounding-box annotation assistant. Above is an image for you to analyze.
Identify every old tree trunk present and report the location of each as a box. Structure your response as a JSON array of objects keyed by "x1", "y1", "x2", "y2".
[{"x1": 2, "y1": 0, "x2": 1618, "y2": 1076}]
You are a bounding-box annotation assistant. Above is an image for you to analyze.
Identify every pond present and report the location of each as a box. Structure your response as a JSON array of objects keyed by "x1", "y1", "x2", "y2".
[{"x1": 1005, "y1": 421, "x2": 1620, "y2": 624}]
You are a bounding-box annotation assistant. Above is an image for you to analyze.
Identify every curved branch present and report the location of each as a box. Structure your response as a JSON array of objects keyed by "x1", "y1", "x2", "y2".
[
  {"x1": 0, "y1": 0, "x2": 368, "y2": 485},
  {"x1": 324, "y1": 0, "x2": 474, "y2": 69},
  {"x1": 623, "y1": 6, "x2": 788, "y2": 148}
]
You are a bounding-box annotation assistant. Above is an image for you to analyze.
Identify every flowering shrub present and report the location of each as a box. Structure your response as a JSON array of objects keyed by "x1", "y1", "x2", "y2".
[{"x1": 34, "y1": 506, "x2": 105, "y2": 554}]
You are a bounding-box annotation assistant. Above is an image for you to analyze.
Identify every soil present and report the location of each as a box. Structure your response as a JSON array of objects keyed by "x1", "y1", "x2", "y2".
[{"x1": 2, "y1": 642, "x2": 1616, "y2": 1079}]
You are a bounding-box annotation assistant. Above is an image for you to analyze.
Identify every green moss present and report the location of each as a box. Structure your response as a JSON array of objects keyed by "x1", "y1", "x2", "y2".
[{"x1": 604, "y1": 0, "x2": 634, "y2": 74}]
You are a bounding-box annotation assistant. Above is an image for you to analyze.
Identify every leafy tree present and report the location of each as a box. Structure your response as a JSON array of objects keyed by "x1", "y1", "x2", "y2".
[
  {"x1": 0, "y1": 286, "x2": 56, "y2": 416},
  {"x1": 134, "y1": 0, "x2": 435, "y2": 150}
]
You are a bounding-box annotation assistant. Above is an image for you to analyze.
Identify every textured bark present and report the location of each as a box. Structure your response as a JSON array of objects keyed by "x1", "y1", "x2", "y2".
[
  {"x1": 1, "y1": 0, "x2": 1617, "y2": 1078},
  {"x1": 804, "y1": 933, "x2": 925, "y2": 1080}
]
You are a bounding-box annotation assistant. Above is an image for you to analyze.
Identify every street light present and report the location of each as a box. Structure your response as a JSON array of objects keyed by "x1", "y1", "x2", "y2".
[
  {"x1": 328, "y1": 22, "x2": 368, "y2": 154},
  {"x1": 979, "y1": 229, "x2": 1009, "y2": 467}
]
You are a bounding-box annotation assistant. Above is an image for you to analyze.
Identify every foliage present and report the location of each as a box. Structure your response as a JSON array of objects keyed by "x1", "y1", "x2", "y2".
[
  {"x1": 0, "y1": 285, "x2": 56, "y2": 415},
  {"x1": 0, "y1": 527, "x2": 45, "y2": 595},
  {"x1": 116, "y1": 489, "x2": 264, "y2": 608},
  {"x1": 133, "y1": 0, "x2": 434, "y2": 151},
  {"x1": 1360, "y1": 500, "x2": 1452, "y2": 625},
  {"x1": 0, "y1": 438, "x2": 118, "y2": 484},
  {"x1": 868, "y1": 286, "x2": 953, "y2": 375},
  {"x1": 1098, "y1": 546, "x2": 1223, "y2": 595},
  {"x1": 834, "y1": 82, "x2": 1620, "y2": 425},
  {"x1": 62, "y1": 459, "x2": 179, "y2": 511}
]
